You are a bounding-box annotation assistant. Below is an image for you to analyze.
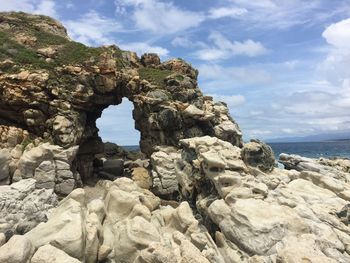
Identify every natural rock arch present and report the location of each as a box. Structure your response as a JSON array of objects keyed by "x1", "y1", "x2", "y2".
[{"x1": 0, "y1": 12, "x2": 243, "y2": 183}]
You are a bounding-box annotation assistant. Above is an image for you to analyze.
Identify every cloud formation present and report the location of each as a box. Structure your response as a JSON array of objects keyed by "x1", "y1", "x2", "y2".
[
  {"x1": 195, "y1": 32, "x2": 268, "y2": 60},
  {"x1": 0, "y1": 0, "x2": 58, "y2": 18},
  {"x1": 115, "y1": 0, "x2": 205, "y2": 34},
  {"x1": 64, "y1": 10, "x2": 122, "y2": 46}
]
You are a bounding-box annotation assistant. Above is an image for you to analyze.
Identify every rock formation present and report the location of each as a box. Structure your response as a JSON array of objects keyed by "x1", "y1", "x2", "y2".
[
  {"x1": 0, "y1": 12, "x2": 242, "y2": 186},
  {"x1": 0, "y1": 12, "x2": 350, "y2": 263}
]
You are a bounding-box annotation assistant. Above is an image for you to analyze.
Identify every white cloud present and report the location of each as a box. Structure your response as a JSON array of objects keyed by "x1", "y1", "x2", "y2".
[
  {"x1": 319, "y1": 19, "x2": 350, "y2": 88},
  {"x1": 227, "y1": 0, "x2": 333, "y2": 30},
  {"x1": 208, "y1": 6, "x2": 247, "y2": 19},
  {"x1": 34, "y1": 0, "x2": 57, "y2": 17},
  {"x1": 171, "y1": 37, "x2": 206, "y2": 49},
  {"x1": 119, "y1": 42, "x2": 169, "y2": 57},
  {"x1": 199, "y1": 64, "x2": 272, "y2": 85},
  {"x1": 0, "y1": 0, "x2": 58, "y2": 18},
  {"x1": 195, "y1": 32, "x2": 268, "y2": 60},
  {"x1": 209, "y1": 94, "x2": 245, "y2": 107},
  {"x1": 322, "y1": 18, "x2": 350, "y2": 50},
  {"x1": 198, "y1": 63, "x2": 272, "y2": 91},
  {"x1": 64, "y1": 10, "x2": 122, "y2": 46},
  {"x1": 115, "y1": 0, "x2": 205, "y2": 34}
]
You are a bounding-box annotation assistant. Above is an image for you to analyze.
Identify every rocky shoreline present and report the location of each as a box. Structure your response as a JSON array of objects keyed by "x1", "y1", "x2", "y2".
[{"x1": 0, "y1": 12, "x2": 349, "y2": 263}]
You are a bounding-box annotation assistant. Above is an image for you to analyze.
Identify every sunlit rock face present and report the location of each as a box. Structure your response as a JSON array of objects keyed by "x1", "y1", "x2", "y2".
[
  {"x1": 2, "y1": 12, "x2": 350, "y2": 263},
  {"x1": 0, "y1": 12, "x2": 243, "y2": 184}
]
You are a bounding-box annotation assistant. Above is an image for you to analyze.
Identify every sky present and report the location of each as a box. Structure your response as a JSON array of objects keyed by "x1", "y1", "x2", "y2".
[{"x1": 1, "y1": 0, "x2": 350, "y2": 145}]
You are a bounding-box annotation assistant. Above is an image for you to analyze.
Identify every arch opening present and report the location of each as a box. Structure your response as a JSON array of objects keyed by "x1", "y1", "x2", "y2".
[
  {"x1": 89, "y1": 98, "x2": 143, "y2": 182},
  {"x1": 97, "y1": 99, "x2": 140, "y2": 147}
]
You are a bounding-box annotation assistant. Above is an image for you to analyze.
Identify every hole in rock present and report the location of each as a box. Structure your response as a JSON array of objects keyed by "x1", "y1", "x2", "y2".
[
  {"x1": 94, "y1": 99, "x2": 143, "y2": 181},
  {"x1": 97, "y1": 99, "x2": 140, "y2": 147}
]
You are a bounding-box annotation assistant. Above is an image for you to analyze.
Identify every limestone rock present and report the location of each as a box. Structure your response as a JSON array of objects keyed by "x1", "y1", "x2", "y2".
[
  {"x1": 25, "y1": 190, "x2": 86, "y2": 260},
  {"x1": 131, "y1": 167, "x2": 152, "y2": 189},
  {"x1": 242, "y1": 139, "x2": 275, "y2": 172},
  {"x1": 0, "y1": 179, "x2": 58, "y2": 234},
  {"x1": 0, "y1": 148, "x2": 10, "y2": 182},
  {"x1": 209, "y1": 198, "x2": 309, "y2": 255},
  {"x1": 151, "y1": 146, "x2": 181, "y2": 196},
  {"x1": 31, "y1": 244, "x2": 81, "y2": 263},
  {"x1": 14, "y1": 143, "x2": 79, "y2": 195},
  {"x1": 0, "y1": 235, "x2": 33, "y2": 263},
  {"x1": 0, "y1": 12, "x2": 243, "y2": 182}
]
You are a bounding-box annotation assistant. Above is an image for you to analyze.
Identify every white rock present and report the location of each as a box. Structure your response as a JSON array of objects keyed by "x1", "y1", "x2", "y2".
[
  {"x1": 0, "y1": 235, "x2": 33, "y2": 263},
  {"x1": 31, "y1": 244, "x2": 81, "y2": 263}
]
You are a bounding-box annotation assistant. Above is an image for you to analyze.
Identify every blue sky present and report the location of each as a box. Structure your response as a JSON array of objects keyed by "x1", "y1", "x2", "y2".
[{"x1": 2, "y1": 0, "x2": 350, "y2": 144}]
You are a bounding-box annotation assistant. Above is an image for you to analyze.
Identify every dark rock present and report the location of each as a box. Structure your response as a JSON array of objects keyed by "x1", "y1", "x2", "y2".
[{"x1": 242, "y1": 139, "x2": 275, "y2": 172}]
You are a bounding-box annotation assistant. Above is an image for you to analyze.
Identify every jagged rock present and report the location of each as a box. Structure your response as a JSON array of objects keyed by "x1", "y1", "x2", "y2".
[
  {"x1": 141, "y1": 53, "x2": 161, "y2": 67},
  {"x1": 0, "y1": 179, "x2": 58, "y2": 234},
  {"x1": 242, "y1": 139, "x2": 275, "y2": 172},
  {"x1": 0, "y1": 12, "x2": 242, "y2": 184},
  {"x1": 13, "y1": 143, "x2": 80, "y2": 195},
  {"x1": 337, "y1": 204, "x2": 350, "y2": 226},
  {"x1": 21, "y1": 178, "x2": 225, "y2": 263},
  {"x1": 151, "y1": 146, "x2": 181, "y2": 196},
  {"x1": 31, "y1": 244, "x2": 81, "y2": 263},
  {"x1": 1, "y1": 12, "x2": 350, "y2": 263},
  {"x1": 280, "y1": 153, "x2": 350, "y2": 177},
  {"x1": 0, "y1": 235, "x2": 33, "y2": 263}
]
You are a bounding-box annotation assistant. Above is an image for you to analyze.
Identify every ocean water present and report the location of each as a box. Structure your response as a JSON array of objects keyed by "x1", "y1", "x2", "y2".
[
  {"x1": 268, "y1": 141, "x2": 350, "y2": 160},
  {"x1": 122, "y1": 141, "x2": 350, "y2": 160}
]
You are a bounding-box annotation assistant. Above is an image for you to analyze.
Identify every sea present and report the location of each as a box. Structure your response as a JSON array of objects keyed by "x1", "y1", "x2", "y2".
[
  {"x1": 123, "y1": 140, "x2": 350, "y2": 160},
  {"x1": 268, "y1": 140, "x2": 350, "y2": 160}
]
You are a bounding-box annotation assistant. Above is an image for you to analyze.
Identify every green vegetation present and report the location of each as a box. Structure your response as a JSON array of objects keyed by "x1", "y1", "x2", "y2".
[
  {"x1": 0, "y1": 30, "x2": 105, "y2": 73},
  {"x1": 0, "y1": 12, "x2": 127, "y2": 76},
  {"x1": 56, "y1": 41, "x2": 102, "y2": 65},
  {"x1": 0, "y1": 31, "x2": 49, "y2": 71},
  {"x1": 21, "y1": 136, "x2": 34, "y2": 152},
  {"x1": 138, "y1": 68, "x2": 173, "y2": 88}
]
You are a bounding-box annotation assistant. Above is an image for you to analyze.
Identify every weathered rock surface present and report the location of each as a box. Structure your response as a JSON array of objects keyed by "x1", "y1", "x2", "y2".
[
  {"x1": 31, "y1": 244, "x2": 81, "y2": 263},
  {"x1": 0, "y1": 179, "x2": 58, "y2": 234},
  {"x1": 0, "y1": 12, "x2": 242, "y2": 183},
  {"x1": 0, "y1": 12, "x2": 350, "y2": 263},
  {"x1": 19, "y1": 178, "x2": 224, "y2": 263},
  {"x1": 148, "y1": 137, "x2": 350, "y2": 262},
  {"x1": 0, "y1": 235, "x2": 33, "y2": 263}
]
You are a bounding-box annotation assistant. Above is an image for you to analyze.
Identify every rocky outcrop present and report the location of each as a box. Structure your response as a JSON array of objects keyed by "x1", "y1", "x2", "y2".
[
  {"x1": 0, "y1": 12, "x2": 350, "y2": 263},
  {"x1": 148, "y1": 138, "x2": 350, "y2": 262},
  {"x1": 20, "y1": 178, "x2": 224, "y2": 263},
  {"x1": 0, "y1": 12, "x2": 242, "y2": 184}
]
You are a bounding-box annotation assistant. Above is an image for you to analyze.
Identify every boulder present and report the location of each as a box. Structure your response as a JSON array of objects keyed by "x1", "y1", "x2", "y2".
[
  {"x1": 131, "y1": 167, "x2": 152, "y2": 189},
  {"x1": 0, "y1": 235, "x2": 33, "y2": 263},
  {"x1": 0, "y1": 148, "x2": 10, "y2": 182},
  {"x1": 151, "y1": 146, "x2": 181, "y2": 196},
  {"x1": 31, "y1": 244, "x2": 81, "y2": 263},
  {"x1": 242, "y1": 139, "x2": 275, "y2": 172},
  {"x1": 99, "y1": 159, "x2": 124, "y2": 180}
]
